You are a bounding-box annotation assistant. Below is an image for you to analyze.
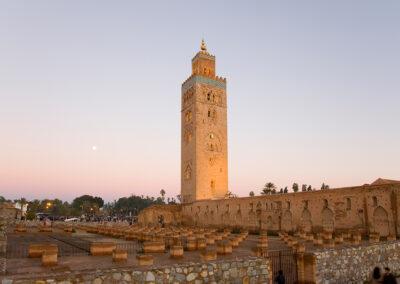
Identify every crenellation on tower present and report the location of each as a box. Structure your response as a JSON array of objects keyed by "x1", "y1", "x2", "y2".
[{"x1": 181, "y1": 40, "x2": 228, "y2": 203}]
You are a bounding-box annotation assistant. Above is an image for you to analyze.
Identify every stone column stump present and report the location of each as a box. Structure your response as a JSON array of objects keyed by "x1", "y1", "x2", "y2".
[
  {"x1": 170, "y1": 245, "x2": 184, "y2": 259},
  {"x1": 143, "y1": 241, "x2": 165, "y2": 253},
  {"x1": 333, "y1": 233, "x2": 343, "y2": 244},
  {"x1": 136, "y1": 254, "x2": 154, "y2": 266},
  {"x1": 216, "y1": 240, "x2": 232, "y2": 255},
  {"x1": 186, "y1": 236, "x2": 197, "y2": 251},
  {"x1": 113, "y1": 248, "x2": 128, "y2": 262},
  {"x1": 229, "y1": 236, "x2": 240, "y2": 248},
  {"x1": 206, "y1": 235, "x2": 216, "y2": 245},
  {"x1": 29, "y1": 244, "x2": 58, "y2": 258},
  {"x1": 90, "y1": 242, "x2": 117, "y2": 256},
  {"x1": 323, "y1": 239, "x2": 335, "y2": 249},
  {"x1": 42, "y1": 251, "x2": 57, "y2": 267},
  {"x1": 369, "y1": 232, "x2": 380, "y2": 243},
  {"x1": 201, "y1": 247, "x2": 217, "y2": 261},
  {"x1": 196, "y1": 238, "x2": 207, "y2": 250},
  {"x1": 313, "y1": 236, "x2": 323, "y2": 247}
]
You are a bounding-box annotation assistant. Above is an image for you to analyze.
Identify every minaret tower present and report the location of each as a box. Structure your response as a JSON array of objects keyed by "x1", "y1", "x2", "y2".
[{"x1": 181, "y1": 40, "x2": 228, "y2": 203}]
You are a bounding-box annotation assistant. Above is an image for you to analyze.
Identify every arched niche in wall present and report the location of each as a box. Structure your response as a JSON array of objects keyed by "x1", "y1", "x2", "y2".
[
  {"x1": 301, "y1": 208, "x2": 312, "y2": 232},
  {"x1": 322, "y1": 207, "x2": 334, "y2": 232},
  {"x1": 266, "y1": 216, "x2": 273, "y2": 230},
  {"x1": 235, "y1": 208, "x2": 242, "y2": 225},
  {"x1": 281, "y1": 210, "x2": 293, "y2": 232},
  {"x1": 373, "y1": 206, "x2": 389, "y2": 236}
]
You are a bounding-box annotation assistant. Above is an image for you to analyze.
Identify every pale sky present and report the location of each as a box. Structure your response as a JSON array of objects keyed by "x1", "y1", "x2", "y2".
[{"x1": 1, "y1": 1, "x2": 399, "y2": 201}]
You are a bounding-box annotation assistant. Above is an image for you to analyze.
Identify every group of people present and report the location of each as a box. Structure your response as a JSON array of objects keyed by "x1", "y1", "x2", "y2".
[{"x1": 371, "y1": 267, "x2": 397, "y2": 284}]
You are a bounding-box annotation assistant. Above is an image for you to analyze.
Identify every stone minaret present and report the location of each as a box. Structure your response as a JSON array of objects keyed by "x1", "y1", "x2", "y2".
[{"x1": 181, "y1": 40, "x2": 228, "y2": 203}]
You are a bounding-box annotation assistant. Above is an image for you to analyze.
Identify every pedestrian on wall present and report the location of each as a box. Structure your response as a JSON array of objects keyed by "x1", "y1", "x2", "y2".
[
  {"x1": 275, "y1": 270, "x2": 285, "y2": 284},
  {"x1": 371, "y1": 266, "x2": 383, "y2": 284},
  {"x1": 382, "y1": 267, "x2": 396, "y2": 284}
]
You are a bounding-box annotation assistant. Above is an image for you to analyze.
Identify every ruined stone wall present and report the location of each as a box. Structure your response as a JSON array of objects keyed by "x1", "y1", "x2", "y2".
[
  {"x1": 137, "y1": 205, "x2": 183, "y2": 226},
  {"x1": 0, "y1": 204, "x2": 16, "y2": 275},
  {"x1": 0, "y1": 217, "x2": 6, "y2": 275},
  {"x1": 1, "y1": 257, "x2": 271, "y2": 284},
  {"x1": 181, "y1": 184, "x2": 400, "y2": 236},
  {"x1": 311, "y1": 241, "x2": 400, "y2": 283}
]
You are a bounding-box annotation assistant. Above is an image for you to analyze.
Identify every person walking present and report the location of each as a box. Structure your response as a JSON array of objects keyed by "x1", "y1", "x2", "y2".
[
  {"x1": 371, "y1": 266, "x2": 383, "y2": 284},
  {"x1": 383, "y1": 267, "x2": 396, "y2": 284},
  {"x1": 275, "y1": 270, "x2": 285, "y2": 284}
]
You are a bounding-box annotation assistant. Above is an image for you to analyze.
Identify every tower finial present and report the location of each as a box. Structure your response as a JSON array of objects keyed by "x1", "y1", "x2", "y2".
[{"x1": 200, "y1": 39, "x2": 207, "y2": 52}]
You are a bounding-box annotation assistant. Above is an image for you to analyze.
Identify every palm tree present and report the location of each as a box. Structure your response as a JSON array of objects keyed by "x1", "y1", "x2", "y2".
[
  {"x1": 160, "y1": 189, "x2": 166, "y2": 202},
  {"x1": 262, "y1": 182, "x2": 276, "y2": 195},
  {"x1": 321, "y1": 183, "x2": 329, "y2": 190}
]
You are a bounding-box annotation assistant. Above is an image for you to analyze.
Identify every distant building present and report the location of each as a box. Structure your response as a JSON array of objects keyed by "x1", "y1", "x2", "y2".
[
  {"x1": 13, "y1": 202, "x2": 28, "y2": 218},
  {"x1": 0, "y1": 203, "x2": 21, "y2": 221}
]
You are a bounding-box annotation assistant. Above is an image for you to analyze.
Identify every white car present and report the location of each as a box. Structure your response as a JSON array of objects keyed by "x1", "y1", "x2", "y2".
[{"x1": 64, "y1": 217, "x2": 79, "y2": 222}]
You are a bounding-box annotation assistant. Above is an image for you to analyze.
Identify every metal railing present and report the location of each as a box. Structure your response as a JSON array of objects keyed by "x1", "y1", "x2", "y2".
[{"x1": 267, "y1": 250, "x2": 298, "y2": 284}]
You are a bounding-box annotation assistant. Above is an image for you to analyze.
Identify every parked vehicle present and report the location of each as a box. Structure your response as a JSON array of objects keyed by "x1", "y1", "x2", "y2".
[{"x1": 64, "y1": 217, "x2": 79, "y2": 222}]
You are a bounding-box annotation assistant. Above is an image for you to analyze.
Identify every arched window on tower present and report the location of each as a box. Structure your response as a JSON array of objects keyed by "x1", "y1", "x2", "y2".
[
  {"x1": 208, "y1": 110, "x2": 211, "y2": 117},
  {"x1": 372, "y1": 196, "x2": 378, "y2": 207},
  {"x1": 184, "y1": 165, "x2": 191, "y2": 180},
  {"x1": 207, "y1": 93, "x2": 211, "y2": 101},
  {"x1": 211, "y1": 180, "x2": 215, "y2": 190}
]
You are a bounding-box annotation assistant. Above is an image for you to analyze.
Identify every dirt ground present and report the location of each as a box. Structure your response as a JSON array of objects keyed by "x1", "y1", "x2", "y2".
[{"x1": 6, "y1": 229, "x2": 289, "y2": 276}]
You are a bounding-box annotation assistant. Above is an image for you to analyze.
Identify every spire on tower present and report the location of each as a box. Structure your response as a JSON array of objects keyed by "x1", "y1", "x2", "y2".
[{"x1": 200, "y1": 39, "x2": 207, "y2": 52}]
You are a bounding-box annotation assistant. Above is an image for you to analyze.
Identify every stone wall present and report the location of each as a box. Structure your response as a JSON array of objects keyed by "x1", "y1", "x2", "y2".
[
  {"x1": 0, "y1": 217, "x2": 6, "y2": 276},
  {"x1": 1, "y1": 257, "x2": 271, "y2": 284},
  {"x1": 179, "y1": 183, "x2": 400, "y2": 236},
  {"x1": 304, "y1": 241, "x2": 400, "y2": 283},
  {"x1": 138, "y1": 205, "x2": 182, "y2": 226},
  {"x1": 0, "y1": 203, "x2": 19, "y2": 275}
]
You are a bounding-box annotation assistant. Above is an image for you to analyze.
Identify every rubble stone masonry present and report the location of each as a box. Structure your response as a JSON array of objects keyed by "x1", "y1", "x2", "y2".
[
  {"x1": 303, "y1": 241, "x2": 400, "y2": 283},
  {"x1": 1, "y1": 257, "x2": 271, "y2": 284}
]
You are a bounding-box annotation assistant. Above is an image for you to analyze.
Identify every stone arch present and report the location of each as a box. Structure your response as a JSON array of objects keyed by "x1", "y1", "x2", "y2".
[
  {"x1": 248, "y1": 211, "x2": 257, "y2": 229},
  {"x1": 266, "y1": 216, "x2": 273, "y2": 230},
  {"x1": 301, "y1": 208, "x2": 312, "y2": 232},
  {"x1": 373, "y1": 206, "x2": 389, "y2": 236},
  {"x1": 281, "y1": 210, "x2": 293, "y2": 232},
  {"x1": 235, "y1": 211, "x2": 242, "y2": 226},
  {"x1": 322, "y1": 208, "x2": 334, "y2": 232}
]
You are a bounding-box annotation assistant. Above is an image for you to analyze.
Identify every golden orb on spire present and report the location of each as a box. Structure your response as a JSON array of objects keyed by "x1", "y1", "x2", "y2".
[{"x1": 200, "y1": 39, "x2": 207, "y2": 52}]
